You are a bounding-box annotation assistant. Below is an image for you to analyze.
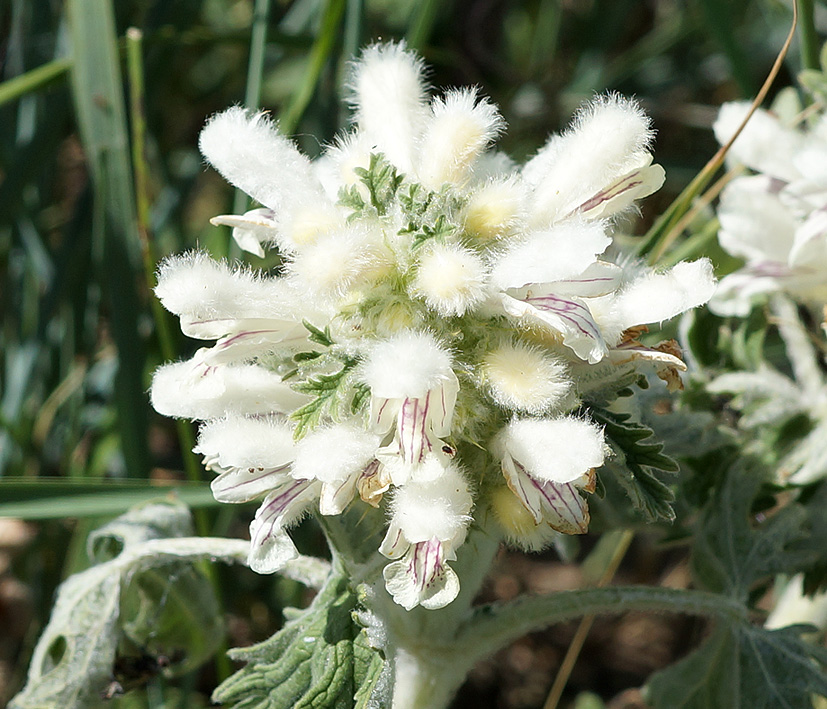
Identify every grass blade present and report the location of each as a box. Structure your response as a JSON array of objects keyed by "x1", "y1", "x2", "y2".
[
  {"x1": 0, "y1": 58, "x2": 71, "y2": 106},
  {"x1": 66, "y1": 0, "x2": 149, "y2": 477},
  {"x1": 0, "y1": 479, "x2": 224, "y2": 519},
  {"x1": 278, "y1": 0, "x2": 346, "y2": 136}
]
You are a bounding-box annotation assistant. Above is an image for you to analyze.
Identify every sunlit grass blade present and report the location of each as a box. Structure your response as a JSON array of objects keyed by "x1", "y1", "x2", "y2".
[
  {"x1": 405, "y1": 0, "x2": 445, "y2": 50},
  {"x1": 0, "y1": 479, "x2": 224, "y2": 519},
  {"x1": 66, "y1": 0, "x2": 149, "y2": 477},
  {"x1": 0, "y1": 58, "x2": 71, "y2": 106},
  {"x1": 278, "y1": 0, "x2": 346, "y2": 136},
  {"x1": 342, "y1": 0, "x2": 364, "y2": 64},
  {"x1": 798, "y1": 0, "x2": 819, "y2": 71}
]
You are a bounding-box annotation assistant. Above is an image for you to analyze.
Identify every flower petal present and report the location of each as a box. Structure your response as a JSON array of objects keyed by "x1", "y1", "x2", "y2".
[
  {"x1": 379, "y1": 521, "x2": 409, "y2": 559},
  {"x1": 500, "y1": 290, "x2": 608, "y2": 363},
  {"x1": 210, "y1": 208, "x2": 278, "y2": 258},
  {"x1": 717, "y1": 176, "x2": 797, "y2": 264},
  {"x1": 211, "y1": 466, "x2": 292, "y2": 503},
  {"x1": 571, "y1": 158, "x2": 665, "y2": 220},
  {"x1": 382, "y1": 538, "x2": 461, "y2": 610},
  {"x1": 502, "y1": 457, "x2": 590, "y2": 534},
  {"x1": 611, "y1": 259, "x2": 716, "y2": 331},
  {"x1": 247, "y1": 480, "x2": 318, "y2": 573},
  {"x1": 548, "y1": 261, "x2": 624, "y2": 298},
  {"x1": 150, "y1": 357, "x2": 309, "y2": 420},
  {"x1": 490, "y1": 221, "x2": 611, "y2": 290}
]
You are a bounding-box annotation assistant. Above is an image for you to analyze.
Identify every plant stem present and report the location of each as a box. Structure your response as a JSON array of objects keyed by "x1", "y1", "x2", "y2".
[
  {"x1": 278, "y1": 0, "x2": 346, "y2": 136},
  {"x1": 457, "y1": 586, "x2": 748, "y2": 669},
  {"x1": 405, "y1": 0, "x2": 444, "y2": 51},
  {"x1": 125, "y1": 28, "x2": 203, "y2": 504},
  {"x1": 641, "y1": 2, "x2": 799, "y2": 263}
]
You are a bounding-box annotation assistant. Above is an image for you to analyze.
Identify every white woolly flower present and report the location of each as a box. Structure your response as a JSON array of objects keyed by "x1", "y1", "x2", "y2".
[
  {"x1": 713, "y1": 102, "x2": 805, "y2": 183},
  {"x1": 491, "y1": 221, "x2": 621, "y2": 363},
  {"x1": 248, "y1": 478, "x2": 321, "y2": 573},
  {"x1": 154, "y1": 252, "x2": 313, "y2": 359},
  {"x1": 379, "y1": 464, "x2": 473, "y2": 610},
  {"x1": 277, "y1": 201, "x2": 346, "y2": 254},
  {"x1": 494, "y1": 233, "x2": 715, "y2": 369},
  {"x1": 349, "y1": 42, "x2": 428, "y2": 174},
  {"x1": 493, "y1": 418, "x2": 605, "y2": 535},
  {"x1": 287, "y1": 224, "x2": 388, "y2": 299},
  {"x1": 191, "y1": 414, "x2": 319, "y2": 574},
  {"x1": 523, "y1": 94, "x2": 664, "y2": 226},
  {"x1": 315, "y1": 132, "x2": 373, "y2": 202},
  {"x1": 147, "y1": 42, "x2": 717, "y2": 611},
  {"x1": 412, "y1": 242, "x2": 488, "y2": 316},
  {"x1": 463, "y1": 177, "x2": 525, "y2": 241},
  {"x1": 483, "y1": 341, "x2": 572, "y2": 414},
  {"x1": 149, "y1": 355, "x2": 307, "y2": 420},
  {"x1": 711, "y1": 101, "x2": 827, "y2": 313},
  {"x1": 209, "y1": 208, "x2": 277, "y2": 258},
  {"x1": 416, "y1": 88, "x2": 504, "y2": 189},
  {"x1": 199, "y1": 107, "x2": 330, "y2": 217},
  {"x1": 362, "y1": 331, "x2": 459, "y2": 484},
  {"x1": 710, "y1": 173, "x2": 827, "y2": 315},
  {"x1": 195, "y1": 415, "x2": 296, "y2": 502},
  {"x1": 606, "y1": 259, "x2": 718, "y2": 331},
  {"x1": 292, "y1": 424, "x2": 387, "y2": 514}
]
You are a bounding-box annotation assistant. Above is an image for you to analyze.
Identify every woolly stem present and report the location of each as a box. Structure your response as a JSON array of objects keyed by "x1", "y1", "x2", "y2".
[{"x1": 457, "y1": 585, "x2": 748, "y2": 669}]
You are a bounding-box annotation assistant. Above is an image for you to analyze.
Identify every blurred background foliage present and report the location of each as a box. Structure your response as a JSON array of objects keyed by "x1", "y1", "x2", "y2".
[{"x1": 0, "y1": 0, "x2": 818, "y2": 706}]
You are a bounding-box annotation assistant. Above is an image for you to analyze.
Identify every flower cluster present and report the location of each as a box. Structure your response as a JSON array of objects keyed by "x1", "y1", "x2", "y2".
[
  {"x1": 151, "y1": 43, "x2": 715, "y2": 610},
  {"x1": 711, "y1": 102, "x2": 827, "y2": 315}
]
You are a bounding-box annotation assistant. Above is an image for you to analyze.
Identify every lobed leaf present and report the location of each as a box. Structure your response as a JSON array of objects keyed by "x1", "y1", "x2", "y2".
[
  {"x1": 213, "y1": 572, "x2": 387, "y2": 709},
  {"x1": 645, "y1": 622, "x2": 827, "y2": 709},
  {"x1": 590, "y1": 407, "x2": 678, "y2": 522},
  {"x1": 690, "y1": 461, "x2": 815, "y2": 601}
]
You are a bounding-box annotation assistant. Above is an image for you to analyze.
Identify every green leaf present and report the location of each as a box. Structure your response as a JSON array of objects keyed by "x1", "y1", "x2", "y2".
[
  {"x1": 303, "y1": 320, "x2": 336, "y2": 348},
  {"x1": 213, "y1": 572, "x2": 386, "y2": 709},
  {"x1": 290, "y1": 358, "x2": 359, "y2": 439},
  {"x1": 9, "y1": 501, "x2": 243, "y2": 708},
  {"x1": 339, "y1": 183, "x2": 367, "y2": 213},
  {"x1": 691, "y1": 461, "x2": 815, "y2": 601},
  {"x1": 351, "y1": 153, "x2": 403, "y2": 215},
  {"x1": 645, "y1": 623, "x2": 827, "y2": 709},
  {"x1": 590, "y1": 408, "x2": 678, "y2": 523}
]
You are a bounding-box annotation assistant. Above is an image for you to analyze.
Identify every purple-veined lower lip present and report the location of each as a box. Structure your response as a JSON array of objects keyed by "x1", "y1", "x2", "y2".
[
  {"x1": 507, "y1": 459, "x2": 589, "y2": 532},
  {"x1": 409, "y1": 538, "x2": 444, "y2": 592},
  {"x1": 572, "y1": 170, "x2": 645, "y2": 216},
  {"x1": 217, "y1": 329, "x2": 282, "y2": 349},
  {"x1": 524, "y1": 293, "x2": 602, "y2": 341},
  {"x1": 398, "y1": 393, "x2": 432, "y2": 465},
  {"x1": 255, "y1": 479, "x2": 315, "y2": 545},
  {"x1": 211, "y1": 462, "x2": 291, "y2": 501},
  {"x1": 746, "y1": 261, "x2": 796, "y2": 278}
]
